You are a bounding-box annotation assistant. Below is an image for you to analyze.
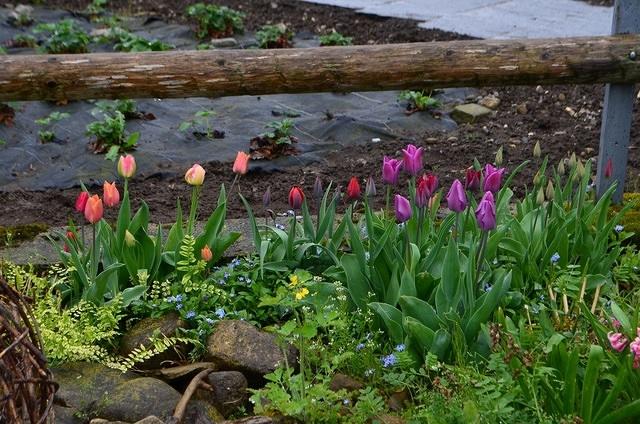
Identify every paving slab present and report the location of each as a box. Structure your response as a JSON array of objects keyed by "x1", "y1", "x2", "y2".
[{"x1": 305, "y1": 0, "x2": 613, "y2": 39}]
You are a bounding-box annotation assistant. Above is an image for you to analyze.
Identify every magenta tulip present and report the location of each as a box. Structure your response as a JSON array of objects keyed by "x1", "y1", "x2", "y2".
[
  {"x1": 475, "y1": 191, "x2": 496, "y2": 231},
  {"x1": 402, "y1": 144, "x2": 424, "y2": 176},
  {"x1": 394, "y1": 194, "x2": 412, "y2": 223},
  {"x1": 446, "y1": 179, "x2": 467, "y2": 213},
  {"x1": 75, "y1": 191, "x2": 89, "y2": 213},
  {"x1": 382, "y1": 156, "x2": 403, "y2": 186},
  {"x1": 483, "y1": 164, "x2": 505, "y2": 193},
  {"x1": 608, "y1": 332, "x2": 628, "y2": 352}
]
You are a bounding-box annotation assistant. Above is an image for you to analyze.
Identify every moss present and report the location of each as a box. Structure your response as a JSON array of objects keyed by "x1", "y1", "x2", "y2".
[
  {"x1": 611, "y1": 193, "x2": 640, "y2": 246},
  {"x1": 0, "y1": 222, "x2": 49, "y2": 244}
]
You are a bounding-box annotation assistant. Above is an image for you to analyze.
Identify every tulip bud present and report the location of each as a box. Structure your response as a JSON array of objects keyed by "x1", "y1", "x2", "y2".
[
  {"x1": 402, "y1": 144, "x2": 423, "y2": 176},
  {"x1": 495, "y1": 146, "x2": 503, "y2": 166},
  {"x1": 75, "y1": 191, "x2": 89, "y2": 213},
  {"x1": 394, "y1": 194, "x2": 412, "y2": 223},
  {"x1": 346, "y1": 177, "x2": 361, "y2": 201},
  {"x1": 263, "y1": 186, "x2": 271, "y2": 209},
  {"x1": 365, "y1": 176, "x2": 376, "y2": 198},
  {"x1": 576, "y1": 160, "x2": 585, "y2": 178},
  {"x1": 568, "y1": 152, "x2": 577, "y2": 170},
  {"x1": 84, "y1": 195, "x2": 103, "y2": 224},
  {"x1": 185, "y1": 164, "x2": 206, "y2": 186},
  {"x1": 117, "y1": 154, "x2": 136, "y2": 179},
  {"x1": 201, "y1": 245, "x2": 213, "y2": 262},
  {"x1": 382, "y1": 156, "x2": 403, "y2": 186},
  {"x1": 313, "y1": 176, "x2": 323, "y2": 201},
  {"x1": 545, "y1": 180, "x2": 555, "y2": 201},
  {"x1": 533, "y1": 141, "x2": 541, "y2": 158},
  {"x1": 288, "y1": 186, "x2": 304, "y2": 210},
  {"x1": 536, "y1": 187, "x2": 545, "y2": 206},
  {"x1": 604, "y1": 158, "x2": 613, "y2": 179},
  {"x1": 124, "y1": 230, "x2": 136, "y2": 247},
  {"x1": 66, "y1": 230, "x2": 76, "y2": 241},
  {"x1": 103, "y1": 181, "x2": 120, "y2": 208},
  {"x1": 465, "y1": 168, "x2": 481, "y2": 191},
  {"x1": 557, "y1": 159, "x2": 566, "y2": 176},
  {"x1": 232, "y1": 151, "x2": 250, "y2": 175},
  {"x1": 483, "y1": 164, "x2": 505, "y2": 194},
  {"x1": 475, "y1": 191, "x2": 496, "y2": 231},
  {"x1": 446, "y1": 179, "x2": 467, "y2": 213},
  {"x1": 533, "y1": 171, "x2": 542, "y2": 187}
]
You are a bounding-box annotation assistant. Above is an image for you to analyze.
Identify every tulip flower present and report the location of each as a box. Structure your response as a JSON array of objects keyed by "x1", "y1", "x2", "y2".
[
  {"x1": 465, "y1": 168, "x2": 481, "y2": 191},
  {"x1": 382, "y1": 157, "x2": 403, "y2": 186},
  {"x1": 420, "y1": 173, "x2": 438, "y2": 197},
  {"x1": 536, "y1": 187, "x2": 545, "y2": 206},
  {"x1": 365, "y1": 176, "x2": 376, "y2": 198},
  {"x1": 66, "y1": 230, "x2": 76, "y2": 241},
  {"x1": 402, "y1": 144, "x2": 423, "y2": 176},
  {"x1": 289, "y1": 186, "x2": 304, "y2": 210},
  {"x1": 394, "y1": 194, "x2": 412, "y2": 223},
  {"x1": 568, "y1": 152, "x2": 577, "y2": 170},
  {"x1": 416, "y1": 178, "x2": 429, "y2": 209},
  {"x1": 84, "y1": 195, "x2": 103, "y2": 224},
  {"x1": 185, "y1": 164, "x2": 206, "y2": 186},
  {"x1": 346, "y1": 177, "x2": 361, "y2": 201},
  {"x1": 117, "y1": 154, "x2": 136, "y2": 179},
  {"x1": 608, "y1": 332, "x2": 628, "y2": 352},
  {"x1": 483, "y1": 164, "x2": 505, "y2": 194},
  {"x1": 313, "y1": 176, "x2": 323, "y2": 201},
  {"x1": 475, "y1": 191, "x2": 496, "y2": 231},
  {"x1": 103, "y1": 181, "x2": 120, "y2": 208},
  {"x1": 545, "y1": 180, "x2": 555, "y2": 201},
  {"x1": 124, "y1": 230, "x2": 136, "y2": 247},
  {"x1": 446, "y1": 180, "x2": 467, "y2": 213},
  {"x1": 604, "y1": 158, "x2": 613, "y2": 179},
  {"x1": 263, "y1": 186, "x2": 271, "y2": 209},
  {"x1": 533, "y1": 141, "x2": 541, "y2": 158},
  {"x1": 232, "y1": 151, "x2": 250, "y2": 175},
  {"x1": 630, "y1": 336, "x2": 640, "y2": 368},
  {"x1": 75, "y1": 191, "x2": 89, "y2": 213},
  {"x1": 494, "y1": 146, "x2": 503, "y2": 166},
  {"x1": 201, "y1": 245, "x2": 213, "y2": 262},
  {"x1": 557, "y1": 160, "x2": 566, "y2": 176}
]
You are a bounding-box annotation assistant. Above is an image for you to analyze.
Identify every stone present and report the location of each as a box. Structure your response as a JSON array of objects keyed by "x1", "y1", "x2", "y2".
[
  {"x1": 98, "y1": 377, "x2": 181, "y2": 422},
  {"x1": 206, "y1": 320, "x2": 297, "y2": 379},
  {"x1": 558, "y1": 93, "x2": 566, "y2": 101},
  {"x1": 387, "y1": 389, "x2": 410, "y2": 412},
  {"x1": 329, "y1": 373, "x2": 364, "y2": 393},
  {"x1": 197, "y1": 371, "x2": 248, "y2": 417},
  {"x1": 210, "y1": 38, "x2": 238, "y2": 48},
  {"x1": 54, "y1": 405, "x2": 83, "y2": 424},
  {"x1": 516, "y1": 102, "x2": 528, "y2": 114},
  {"x1": 220, "y1": 417, "x2": 274, "y2": 424},
  {"x1": 478, "y1": 95, "x2": 501, "y2": 110},
  {"x1": 184, "y1": 399, "x2": 225, "y2": 424},
  {"x1": 450, "y1": 104, "x2": 492, "y2": 124},
  {"x1": 120, "y1": 313, "x2": 188, "y2": 369},
  {"x1": 135, "y1": 418, "x2": 165, "y2": 424}
]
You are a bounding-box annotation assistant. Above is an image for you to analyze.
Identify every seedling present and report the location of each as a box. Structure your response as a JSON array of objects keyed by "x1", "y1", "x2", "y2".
[
  {"x1": 96, "y1": 27, "x2": 173, "y2": 52},
  {"x1": 34, "y1": 20, "x2": 90, "y2": 54},
  {"x1": 186, "y1": 3, "x2": 245, "y2": 39},
  {"x1": 398, "y1": 90, "x2": 441, "y2": 114},
  {"x1": 35, "y1": 111, "x2": 70, "y2": 143},
  {"x1": 85, "y1": 0, "x2": 108, "y2": 17},
  {"x1": 256, "y1": 24, "x2": 294, "y2": 49},
  {"x1": 179, "y1": 110, "x2": 225, "y2": 140},
  {"x1": 319, "y1": 31, "x2": 353, "y2": 46},
  {"x1": 250, "y1": 119, "x2": 298, "y2": 159},
  {"x1": 86, "y1": 111, "x2": 140, "y2": 160},
  {"x1": 8, "y1": 34, "x2": 38, "y2": 48},
  {"x1": 8, "y1": 5, "x2": 34, "y2": 27}
]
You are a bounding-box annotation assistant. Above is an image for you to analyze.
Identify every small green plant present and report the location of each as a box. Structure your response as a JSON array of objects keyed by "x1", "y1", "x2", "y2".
[
  {"x1": 96, "y1": 27, "x2": 173, "y2": 52},
  {"x1": 263, "y1": 119, "x2": 295, "y2": 144},
  {"x1": 35, "y1": 111, "x2": 70, "y2": 143},
  {"x1": 319, "y1": 31, "x2": 353, "y2": 46},
  {"x1": 256, "y1": 24, "x2": 294, "y2": 49},
  {"x1": 93, "y1": 99, "x2": 145, "y2": 120},
  {"x1": 85, "y1": 0, "x2": 108, "y2": 16},
  {"x1": 8, "y1": 6, "x2": 34, "y2": 27},
  {"x1": 399, "y1": 90, "x2": 441, "y2": 112},
  {"x1": 248, "y1": 119, "x2": 298, "y2": 160},
  {"x1": 34, "y1": 20, "x2": 91, "y2": 54},
  {"x1": 9, "y1": 34, "x2": 38, "y2": 48},
  {"x1": 186, "y1": 3, "x2": 245, "y2": 39},
  {"x1": 179, "y1": 110, "x2": 224, "y2": 139},
  {"x1": 86, "y1": 111, "x2": 139, "y2": 159}
]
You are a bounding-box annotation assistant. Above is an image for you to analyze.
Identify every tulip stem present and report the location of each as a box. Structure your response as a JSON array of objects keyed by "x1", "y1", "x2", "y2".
[
  {"x1": 475, "y1": 230, "x2": 489, "y2": 287},
  {"x1": 187, "y1": 186, "x2": 200, "y2": 236},
  {"x1": 462, "y1": 193, "x2": 472, "y2": 244},
  {"x1": 91, "y1": 223, "x2": 98, "y2": 286},
  {"x1": 385, "y1": 186, "x2": 391, "y2": 219},
  {"x1": 228, "y1": 174, "x2": 240, "y2": 198}
]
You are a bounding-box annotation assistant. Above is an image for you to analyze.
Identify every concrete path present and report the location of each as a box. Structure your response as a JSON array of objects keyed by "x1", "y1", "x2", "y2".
[{"x1": 305, "y1": 0, "x2": 614, "y2": 39}]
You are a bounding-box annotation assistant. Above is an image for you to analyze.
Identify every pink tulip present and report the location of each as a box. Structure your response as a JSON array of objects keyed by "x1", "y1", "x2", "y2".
[
  {"x1": 117, "y1": 154, "x2": 136, "y2": 179},
  {"x1": 289, "y1": 186, "x2": 305, "y2": 210},
  {"x1": 201, "y1": 245, "x2": 213, "y2": 262},
  {"x1": 346, "y1": 177, "x2": 361, "y2": 201},
  {"x1": 84, "y1": 195, "x2": 103, "y2": 224},
  {"x1": 416, "y1": 178, "x2": 429, "y2": 208},
  {"x1": 402, "y1": 144, "x2": 424, "y2": 176},
  {"x1": 608, "y1": 332, "x2": 629, "y2": 352},
  {"x1": 446, "y1": 179, "x2": 467, "y2": 213},
  {"x1": 483, "y1": 164, "x2": 505, "y2": 194},
  {"x1": 604, "y1": 158, "x2": 613, "y2": 179},
  {"x1": 185, "y1": 164, "x2": 206, "y2": 186},
  {"x1": 103, "y1": 181, "x2": 120, "y2": 208},
  {"x1": 233, "y1": 151, "x2": 250, "y2": 175},
  {"x1": 475, "y1": 191, "x2": 496, "y2": 231},
  {"x1": 75, "y1": 191, "x2": 89, "y2": 213},
  {"x1": 394, "y1": 194, "x2": 412, "y2": 223},
  {"x1": 382, "y1": 156, "x2": 403, "y2": 186}
]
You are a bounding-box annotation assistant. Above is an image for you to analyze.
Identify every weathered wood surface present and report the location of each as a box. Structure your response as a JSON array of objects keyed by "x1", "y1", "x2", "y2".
[{"x1": 1, "y1": 35, "x2": 640, "y2": 101}]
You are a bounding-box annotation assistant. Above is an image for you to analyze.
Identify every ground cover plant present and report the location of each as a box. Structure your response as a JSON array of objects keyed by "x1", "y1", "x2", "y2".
[
  {"x1": 185, "y1": 3, "x2": 245, "y2": 39},
  {"x1": 256, "y1": 24, "x2": 294, "y2": 48}
]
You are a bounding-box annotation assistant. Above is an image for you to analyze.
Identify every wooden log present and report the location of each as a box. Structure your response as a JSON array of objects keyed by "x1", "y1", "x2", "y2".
[{"x1": 1, "y1": 35, "x2": 640, "y2": 101}]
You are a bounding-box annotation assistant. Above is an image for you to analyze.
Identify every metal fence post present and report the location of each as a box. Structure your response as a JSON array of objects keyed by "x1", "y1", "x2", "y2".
[{"x1": 596, "y1": 0, "x2": 640, "y2": 203}]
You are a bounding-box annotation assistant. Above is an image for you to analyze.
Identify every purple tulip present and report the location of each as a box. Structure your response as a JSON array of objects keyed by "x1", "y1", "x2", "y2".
[
  {"x1": 394, "y1": 194, "x2": 412, "y2": 223},
  {"x1": 446, "y1": 179, "x2": 467, "y2": 212},
  {"x1": 402, "y1": 144, "x2": 424, "y2": 176},
  {"x1": 382, "y1": 156, "x2": 403, "y2": 186},
  {"x1": 475, "y1": 191, "x2": 496, "y2": 231},
  {"x1": 483, "y1": 164, "x2": 505, "y2": 194}
]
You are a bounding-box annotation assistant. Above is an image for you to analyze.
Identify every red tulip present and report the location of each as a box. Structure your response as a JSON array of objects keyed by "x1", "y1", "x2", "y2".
[
  {"x1": 201, "y1": 245, "x2": 213, "y2": 262},
  {"x1": 66, "y1": 230, "x2": 76, "y2": 240},
  {"x1": 233, "y1": 151, "x2": 250, "y2": 175},
  {"x1": 103, "y1": 181, "x2": 120, "y2": 208},
  {"x1": 346, "y1": 177, "x2": 361, "y2": 201},
  {"x1": 288, "y1": 186, "x2": 305, "y2": 210},
  {"x1": 75, "y1": 191, "x2": 89, "y2": 213},
  {"x1": 465, "y1": 168, "x2": 481, "y2": 191},
  {"x1": 604, "y1": 158, "x2": 613, "y2": 179},
  {"x1": 84, "y1": 195, "x2": 103, "y2": 224},
  {"x1": 117, "y1": 154, "x2": 136, "y2": 179}
]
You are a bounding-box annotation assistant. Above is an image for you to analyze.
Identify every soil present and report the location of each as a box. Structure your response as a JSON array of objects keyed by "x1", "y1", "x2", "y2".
[{"x1": 0, "y1": 0, "x2": 638, "y2": 228}]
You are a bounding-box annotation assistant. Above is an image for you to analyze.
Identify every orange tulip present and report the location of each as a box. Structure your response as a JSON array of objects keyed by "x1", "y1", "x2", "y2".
[
  {"x1": 185, "y1": 164, "x2": 206, "y2": 186},
  {"x1": 84, "y1": 195, "x2": 103, "y2": 224},
  {"x1": 233, "y1": 151, "x2": 250, "y2": 175},
  {"x1": 117, "y1": 154, "x2": 136, "y2": 179},
  {"x1": 201, "y1": 245, "x2": 213, "y2": 262},
  {"x1": 103, "y1": 181, "x2": 120, "y2": 208}
]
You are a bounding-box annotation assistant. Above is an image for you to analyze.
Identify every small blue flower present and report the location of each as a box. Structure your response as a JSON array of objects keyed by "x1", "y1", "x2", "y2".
[
  {"x1": 176, "y1": 303, "x2": 183, "y2": 310},
  {"x1": 230, "y1": 258, "x2": 241, "y2": 268},
  {"x1": 395, "y1": 344, "x2": 406, "y2": 352},
  {"x1": 539, "y1": 295, "x2": 545, "y2": 302},
  {"x1": 238, "y1": 276, "x2": 245, "y2": 282},
  {"x1": 287, "y1": 209, "x2": 295, "y2": 216},
  {"x1": 224, "y1": 272, "x2": 230, "y2": 280},
  {"x1": 615, "y1": 225, "x2": 624, "y2": 233},
  {"x1": 215, "y1": 308, "x2": 226, "y2": 319},
  {"x1": 356, "y1": 343, "x2": 365, "y2": 351},
  {"x1": 205, "y1": 318, "x2": 214, "y2": 325},
  {"x1": 381, "y1": 354, "x2": 397, "y2": 368},
  {"x1": 185, "y1": 310, "x2": 196, "y2": 319},
  {"x1": 275, "y1": 223, "x2": 285, "y2": 230},
  {"x1": 218, "y1": 279, "x2": 226, "y2": 285},
  {"x1": 483, "y1": 283, "x2": 492, "y2": 292},
  {"x1": 166, "y1": 296, "x2": 177, "y2": 303},
  {"x1": 364, "y1": 368, "x2": 374, "y2": 377},
  {"x1": 342, "y1": 399, "x2": 350, "y2": 405},
  {"x1": 175, "y1": 294, "x2": 184, "y2": 302},
  {"x1": 245, "y1": 278, "x2": 252, "y2": 285},
  {"x1": 550, "y1": 252, "x2": 560, "y2": 264}
]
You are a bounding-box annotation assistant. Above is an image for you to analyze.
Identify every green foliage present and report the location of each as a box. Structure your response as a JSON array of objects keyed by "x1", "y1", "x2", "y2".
[
  {"x1": 85, "y1": 0, "x2": 108, "y2": 16},
  {"x1": 94, "y1": 99, "x2": 137, "y2": 117},
  {"x1": 11, "y1": 34, "x2": 38, "y2": 48},
  {"x1": 399, "y1": 90, "x2": 441, "y2": 111},
  {"x1": 262, "y1": 119, "x2": 295, "y2": 145},
  {"x1": 34, "y1": 20, "x2": 90, "y2": 54},
  {"x1": 319, "y1": 31, "x2": 353, "y2": 46},
  {"x1": 35, "y1": 111, "x2": 70, "y2": 143},
  {"x1": 86, "y1": 111, "x2": 140, "y2": 160},
  {"x1": 185, "y1": 3, "x2": 245, "y2": 39},
  {"x1": 96, "y1": 27, "x2": 173, "y2": 52},
  {"x1": 256, "y1": 24, "x2": 294, "y2": 48},
  {"x1": 179, "y1": 110, "x2": 223, "y2": 139}
]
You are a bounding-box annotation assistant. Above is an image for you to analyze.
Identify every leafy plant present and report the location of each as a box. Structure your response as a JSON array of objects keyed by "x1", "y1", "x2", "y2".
[
  {"x1": 34, "y1": 20, "x2": 91, "y2": 54},
  {"x1": 9, "y1": 34, "x2": 38, "y2": 48},
  {"x1": 185, "y1": 3, "x2": 245, "y2": 39},
  {"x1": 399, "y1": 90, "x2": 441, "y2": 112},
  {"x1": 179, "y1": 110, "x2": 224, "y2": 140},
  {"x1": 86, "y1": 111, "x2": 139, "y2": 160},
  {"x1": 256, "y1": 24, "x2": 294, "y2": 49},
  {"x1": 319, "y1": 31, "x2": 353, "y2": 46},
  {"x1": 249, "y1": 119, "x2": 298, "y2": 159},
  {"x1": 96, "y1": 27, "x2": 173, "y2": 52},
  {"x1": 35, "y1": 111, "x2": 70, "y2": 143},
  {"x1": 85, "y1": 0, "x2": 108, "y2": 16}
]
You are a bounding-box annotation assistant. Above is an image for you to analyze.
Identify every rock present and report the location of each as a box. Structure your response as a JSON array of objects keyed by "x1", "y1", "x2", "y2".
[
  {"x1": 221, "y1": 417, "x2": 274, "y2": 424},
  {"x1": 558, "y1": 93, "x2": 566, "y2": 101},
  {"x1": 135, "y1": 418, "x2": 165, "y2": 424},
  {"x1": 206, "y1": 320, "x2": 297, "y2": 379},
  {"x1": 515, "y1": 102, "x2": 528, "y2": 114},
  {"x1": 210, "y1": 38, "x2": 238, "y2": 48},
  {"x1": 98, "y1": 377, "x2": 181, "y2": 422},
  {"x1": 54, "y1": 405, "x2": 83, "y2": 424},
  {"x1": 535, "y1": 85, "x2": 544, "y2": 94},
  {"x1": 478, "y1": 95, "x2": 500, "y2": 110},
  {"x1": 329, "y1": 373, "x2": 364, "y2": 393},
  {"x1": 184, "y1": 399, "x2": 225, "y2": 424},
  {"x1": 197, "y1": 371, "x2": 248, "y2": 417},
  {"x1": 120, "y1": 313, "x2": 188, "y2": 369},
  {"x1": 450, "y1": 104, "x2": 492, "y2": 124},
  {"x1": 387, "y1": 389, "x2": 410, "y2": 412}
]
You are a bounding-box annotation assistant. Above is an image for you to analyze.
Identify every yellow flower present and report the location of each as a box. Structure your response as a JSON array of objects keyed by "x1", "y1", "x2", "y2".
[
  {"x1": 289, "y1": 274, "x2": 299, "y2": 287},
  {"x1": 295, "y1": 287, "x2": 309, "y2": 300}
]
